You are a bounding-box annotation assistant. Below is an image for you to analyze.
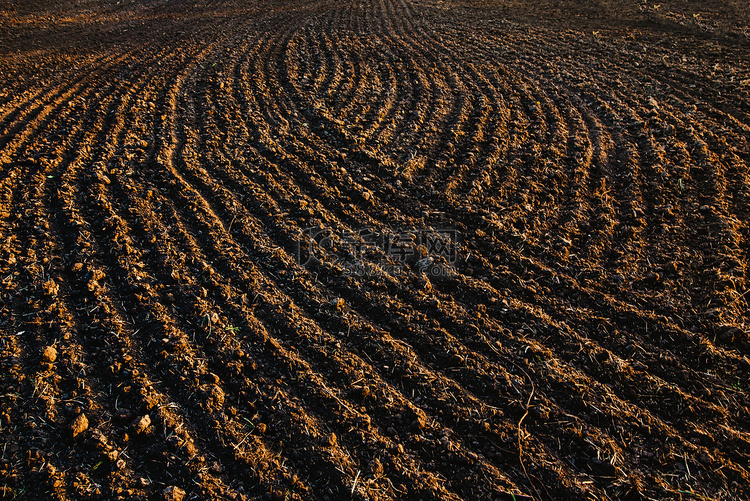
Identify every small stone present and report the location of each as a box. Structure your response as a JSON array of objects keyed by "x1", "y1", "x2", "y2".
[
  {"x1": 42, "y1": 346, "x2": 57, "y2": 363},
  {"x1": 162, "y1": 486, "x2": 185, "y2": 501},
  {"x1": 255, "y1": 422, "x2": 267, "y2": 434},
  {"x1": 132, "y1": 414, "x2": 151, "y2": 435},
  {"x1": 208, "y1": 385, "x2": 225, "y2": 408},
  {"x1": 70, "y1": 413, "x2": 89, "y2": 438}
]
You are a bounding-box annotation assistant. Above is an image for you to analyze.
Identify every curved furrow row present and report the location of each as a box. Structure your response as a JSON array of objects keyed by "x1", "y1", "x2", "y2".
[
  {"x1": 1, "y1": 11, "x2": 288, "y2": 497},
  {"x1": 168, "y1": 54, "x2": 413, "y2": 500},
  {"x1": 164, "y1": 17, "x2": 592, "y2": 498},
  {"x1": 428, "y1": 0, "x2": 748, "y2": 380},
  {"x1": 414, "y1": 23, "x2": 748, "y2": 330},
  {"x1": 158, "y1": 37, "x2": 538, "y2": 501},
  {"x1": 184, "y1": 26, "x2": 750, "y2": 500},
  {"x1": 258, "y1": 0, "x2": 748, "y2": 484},
  {"x1": 528, "y1": 30, "x2": 748, "y2": 316},
  {"x1": 137, "y1": 26, "x2": 343, "y2": 498},
  {"x1": 0, "y1": 50, "x2": 136, "y2": 165},
  {"x1": 182, "y1": 145, "x2": 547, "y2": 497},
  {"x1": 376, "y1": 28, "x2": 612, "y2": 258},
  {"x1": 284, "y1": 0, "x2": 458, "y2": 180},
  {"x1": 383, "y1": 2, "x2": 504, "y2": 193},
  {"x1": 372, "y1": 0, "x2": 495, "y2": 184},
  {"x1": 0, "y1": 52, "x2": 135, "y2": 228},
  {"x1": 577, "y1": 50, "x2": 748, "y2": 302},
  {"x1": 0, "y1": 42, "x2": 160, "y2": 443},
  {"x1": 149, "y1": 179, "x2": 540, "y2": 498},
  {"x1": 463, "y1": 210, "x2": 750, "y2": 398},
  {"x1": 3, "y1": 0, "x2": 750, "y2": 499},
  {"x1": 362, "y1": 11, "x2": 748, "y2": 492},
  {"x1": 425, "y1": 28, "x2": 631, "y2": 265},
  {"x1": 65, "y1": 37, "x2": 297, "y2": 499},
  {"x1": 141, "y1": 17, "x2": 470, "y2": 499},
  {"x1": 308, "y1": 237, "x2": 750, "y2": 495},
  {"x1": 0, "y1": 53, "x2": 107, "y2": 145},
  {"x1": 0, "y1": 42, "x2": 217, "y2": 498}
]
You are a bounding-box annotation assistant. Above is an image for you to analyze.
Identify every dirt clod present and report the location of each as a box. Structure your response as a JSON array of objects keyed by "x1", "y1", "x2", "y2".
[
  {"x1": 70, "y1": 413, "x2": 89, "y2": 438},
  {"x1": 132, "y1": 415, "x2": 151, "y2": 435},
  {"x1": 368, "y1": 458, "x2": 383, "y2": 477},
  {"x1": 42, "y1": 279, "x2": 59, "y2": 296},
  {"x1": 326, "y1": 433, "x2": 337, "y2": 447},
  {"x1": 162, "y1": 486, "x2": 185, "y2": 501},
  {"x1": 41, "y1": 346, "x2": 57, "y2": 363}
]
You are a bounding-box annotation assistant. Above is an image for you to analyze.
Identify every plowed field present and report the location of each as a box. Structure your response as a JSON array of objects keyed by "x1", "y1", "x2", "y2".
[{"x1": 1, "y1": 0, "x2": 750, "y2": 499}]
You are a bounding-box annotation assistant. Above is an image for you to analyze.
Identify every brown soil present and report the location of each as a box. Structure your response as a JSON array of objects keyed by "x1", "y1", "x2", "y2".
[{"x1": 1, "y1": 0, "x2": 749, "y2": 499}]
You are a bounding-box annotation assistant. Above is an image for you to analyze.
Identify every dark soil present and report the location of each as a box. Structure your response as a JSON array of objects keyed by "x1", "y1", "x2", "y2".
[{"x1": 1, "y1": 0, "x2": 749, "y2": 499}]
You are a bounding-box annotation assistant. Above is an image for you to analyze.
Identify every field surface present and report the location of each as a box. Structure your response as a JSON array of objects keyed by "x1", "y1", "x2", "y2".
[{"x1": 1, "y1": 0, "x2": 750, "y2": 499}]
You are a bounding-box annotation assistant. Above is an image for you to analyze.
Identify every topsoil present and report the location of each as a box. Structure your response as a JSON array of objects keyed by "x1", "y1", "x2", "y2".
[{"x1": 0, "y1": 0, "x2": 749, "y2": 499}]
